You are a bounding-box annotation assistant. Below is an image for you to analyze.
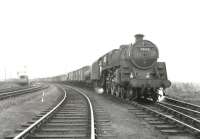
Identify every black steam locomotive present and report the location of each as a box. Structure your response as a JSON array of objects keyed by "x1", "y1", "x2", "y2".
[{"x1": 67, "y1": 34, "x2": 171, "y2": 102}]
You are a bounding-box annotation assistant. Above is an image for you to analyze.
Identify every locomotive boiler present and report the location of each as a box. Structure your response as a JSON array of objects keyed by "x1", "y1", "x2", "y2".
[{"x1": 91, "y1": 34, "x2": 171, "y2": 102}]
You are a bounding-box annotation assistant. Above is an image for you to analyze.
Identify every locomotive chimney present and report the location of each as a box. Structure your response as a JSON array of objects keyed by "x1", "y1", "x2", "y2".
[{"x1": 135, "y1": 34, "x2": 144, "y2": 42}]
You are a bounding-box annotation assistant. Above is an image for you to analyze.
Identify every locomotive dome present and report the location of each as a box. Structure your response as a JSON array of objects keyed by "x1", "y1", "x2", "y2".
[{"x1": 129, "y1": 34, "x2": 159, "y2": 69}]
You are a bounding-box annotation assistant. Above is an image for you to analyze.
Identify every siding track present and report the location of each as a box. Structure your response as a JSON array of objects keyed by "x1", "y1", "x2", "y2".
[
  {"x1": 0, "y1": 85, "x2": 48, "y2": 100},
  {"x1": 6, "y1": 85, "x2": 95, "y2": 139},
  {"x1": 129, "y1": 97, "x2": 200, "y2": 138}
]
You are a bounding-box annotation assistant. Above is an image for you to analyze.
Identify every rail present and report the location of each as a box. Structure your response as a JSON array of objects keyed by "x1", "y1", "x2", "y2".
[
  {"x1": 65, "y1": 86, "x2": 95, "y2": 139},
  {"x1": 159, "y1": 101, "x2": 200, "y2": 117},
  {"x1": 165, "y1": 96, "x2": 200, "y2": 111},
  {"x1": 13, "y1": 86, "x2": 67, "y2": 139},
  {"x1": 0, "y1": 85, "x2": 48, "y2": 99},
  {"x1": 131, "y1": 101, "x2": 200, "y2": 136}
]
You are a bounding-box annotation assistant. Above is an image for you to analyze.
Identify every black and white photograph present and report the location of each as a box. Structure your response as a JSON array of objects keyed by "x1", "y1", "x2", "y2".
[{"x1": 0, "y1": 0, "x2": 200, "y2": 139}]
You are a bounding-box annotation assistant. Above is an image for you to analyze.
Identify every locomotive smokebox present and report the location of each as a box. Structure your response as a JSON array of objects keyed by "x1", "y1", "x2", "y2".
[{"x1": 135, "y1": 34, "x2": 144, "y2": 42}]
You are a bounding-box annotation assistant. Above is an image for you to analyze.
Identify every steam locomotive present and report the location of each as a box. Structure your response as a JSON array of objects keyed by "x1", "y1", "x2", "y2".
[{"x1": 67, "y1": 34, "x2": 171, "y2": 102}]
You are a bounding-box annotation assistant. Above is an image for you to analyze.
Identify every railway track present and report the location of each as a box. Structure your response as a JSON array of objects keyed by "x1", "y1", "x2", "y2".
[
  {"x1": 68, "y1": 86, "x2": 116, "y2": 138},
  {"x1": 7, "y1": 83, "x2": 200, "y2": 138},
  {"x1": 6, "y1": 85, "x2": 95, "y2": 139},
  {"x1": 0, "y1": 85, "x2": 48, "y2": 100},
  {"x1": 128, "y1": 96, "x2": 200, "y2": 138},
  {"x1": 64, "y1": 84, "x2": 200, "y2": 138},
  {"x1": 0, "y1": 86, "x2": 28, "y2": 94},
  {"x1": 160, "y1": 96, "x2": 200, "y2": 118}
]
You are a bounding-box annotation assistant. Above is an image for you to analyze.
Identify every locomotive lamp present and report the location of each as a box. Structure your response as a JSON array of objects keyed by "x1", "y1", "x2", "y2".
[
  {"x1": 130, "y1": 73, "x2": 134, "y2": 78},
  {"x1": 146, "y1": 73, "x2": 150, "y2": 78}
]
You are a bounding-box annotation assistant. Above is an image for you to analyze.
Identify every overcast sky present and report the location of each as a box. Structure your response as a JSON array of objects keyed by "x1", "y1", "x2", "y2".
[{"x1": 0, "y1": 0, "x2": 200, "y2": 83}]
